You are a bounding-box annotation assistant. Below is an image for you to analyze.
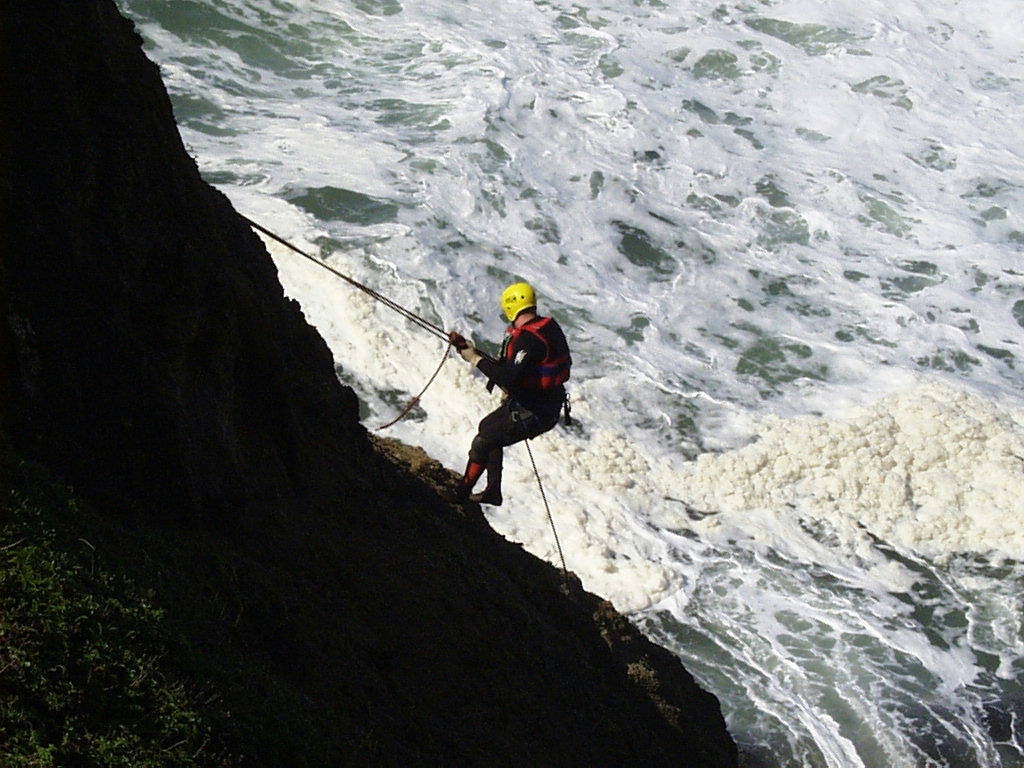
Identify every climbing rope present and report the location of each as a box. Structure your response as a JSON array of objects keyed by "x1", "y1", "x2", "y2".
[
  {"x1": 525, "y1": 439, "x2": 569, "y2": 581},
  {"x1": 374, "y1": 339, "x2": 452, "y2": 431},
  {"x1": 241, "y1": 214, "x2": 449, "y2": 344},
  {"x1": 241, "y1": 214, "x2": 458, "y2": 429}
]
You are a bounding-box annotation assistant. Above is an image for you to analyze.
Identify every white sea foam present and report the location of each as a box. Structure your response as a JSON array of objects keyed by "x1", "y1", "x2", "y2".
[{"x1": 672, "y1": 383, "x2": 1024, "y2": 559}]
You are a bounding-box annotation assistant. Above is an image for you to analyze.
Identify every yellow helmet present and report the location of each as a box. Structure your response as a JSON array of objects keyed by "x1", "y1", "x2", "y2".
[{"x1": 501, "y1": 281, "x2": 536, "y2": 322}]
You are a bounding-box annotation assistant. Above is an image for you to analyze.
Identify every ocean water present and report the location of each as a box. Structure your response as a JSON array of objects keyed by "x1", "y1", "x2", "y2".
[{"x1": 117, "y1": 0, "x2": 1024, "y2": 764}]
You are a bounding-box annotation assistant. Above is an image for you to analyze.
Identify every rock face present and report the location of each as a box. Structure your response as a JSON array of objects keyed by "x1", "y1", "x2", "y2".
[
  {"x1": 5, "y1": 2, "x2": 362, "y2": 522},
  {"x1": 3, "y1": 3, "x2": 738, "y2": 766}
]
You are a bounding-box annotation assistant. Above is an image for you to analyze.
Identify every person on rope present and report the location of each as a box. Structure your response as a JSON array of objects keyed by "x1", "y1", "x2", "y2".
[{"x1": 447, "y1": 281, "x2": 571, "y2": 506}]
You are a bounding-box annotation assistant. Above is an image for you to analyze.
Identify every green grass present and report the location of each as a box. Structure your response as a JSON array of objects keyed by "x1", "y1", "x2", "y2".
[{"x1": 1, "y1": 464, "x2": 227, "y2": 767}]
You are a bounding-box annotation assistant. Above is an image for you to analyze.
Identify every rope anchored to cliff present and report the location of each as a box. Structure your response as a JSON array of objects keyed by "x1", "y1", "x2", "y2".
[
  {"x1": 240, "y1": 214, "x2": 456, "y2": 430},
  {"x1": 241, "y1": 214, "x2": 450, "y2": 344}
]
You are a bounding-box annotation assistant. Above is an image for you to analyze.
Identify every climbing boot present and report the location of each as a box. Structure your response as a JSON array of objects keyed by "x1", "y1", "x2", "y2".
[
  {"x1": 445, "y1": 482, "x2": 472, "y2": 504},
  {"x1": 469, "y1": 487, "x2": 502, "y2": 506}
]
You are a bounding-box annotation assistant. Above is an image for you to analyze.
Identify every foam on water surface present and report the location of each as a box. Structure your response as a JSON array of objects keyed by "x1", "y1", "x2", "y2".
[{"x1": 672, "y1": 383, "x2": 1024, "y2": 559}]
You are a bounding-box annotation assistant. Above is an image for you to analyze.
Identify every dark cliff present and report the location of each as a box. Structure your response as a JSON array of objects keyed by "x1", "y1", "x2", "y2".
[{"x1": 2, "y1": 3, "x2": 737, "y2": 766}]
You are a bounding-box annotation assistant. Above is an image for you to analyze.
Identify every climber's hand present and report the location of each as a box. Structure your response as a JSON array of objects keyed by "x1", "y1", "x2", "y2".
[{"x1": 458, "y1": 342, "x2": 483, "y2": 366}]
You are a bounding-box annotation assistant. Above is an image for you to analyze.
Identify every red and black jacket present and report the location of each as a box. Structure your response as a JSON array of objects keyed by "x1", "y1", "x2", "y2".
[{"x1": 477, "y1": 315, "x2": 571, "y2": 415}]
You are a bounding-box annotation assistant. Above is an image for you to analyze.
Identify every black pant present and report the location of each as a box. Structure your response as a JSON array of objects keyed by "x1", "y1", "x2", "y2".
[{"x1": 469, "y1": 400, "x2": 560, "y2": 469}]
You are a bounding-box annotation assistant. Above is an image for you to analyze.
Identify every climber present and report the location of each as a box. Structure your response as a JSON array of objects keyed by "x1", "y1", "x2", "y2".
[{"x1": 447, "y1": 281, "x2": 571, "y2": 506}]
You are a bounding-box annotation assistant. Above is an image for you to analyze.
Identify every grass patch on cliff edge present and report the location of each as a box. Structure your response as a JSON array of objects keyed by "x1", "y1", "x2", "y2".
[{"x1": 0, "y1": 462, "x2": 225, "y2": 767}]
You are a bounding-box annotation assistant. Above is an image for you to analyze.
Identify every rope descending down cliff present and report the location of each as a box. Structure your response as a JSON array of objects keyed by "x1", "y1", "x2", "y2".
[
  {"x1": 240, "y1": 214, "x2": 455, "y2": 429},
  {"x1": 242, "y1": 215, "x2": 452, "y2": 344}
]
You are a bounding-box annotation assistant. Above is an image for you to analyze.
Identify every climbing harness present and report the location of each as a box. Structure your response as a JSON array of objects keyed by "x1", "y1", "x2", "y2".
[
  {"x1": 525, "y1": 438, "x2": 569, "y2": 582},
  {"x1": 241, "y1": 214, "x2": 453, "y2": 428}
]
